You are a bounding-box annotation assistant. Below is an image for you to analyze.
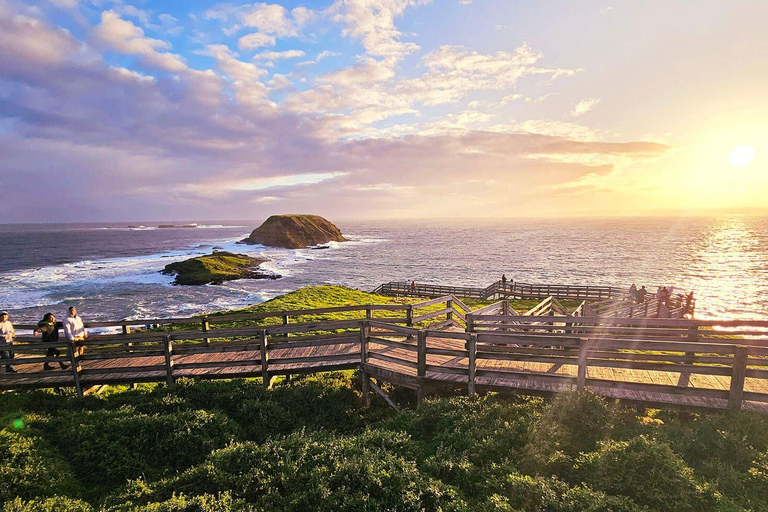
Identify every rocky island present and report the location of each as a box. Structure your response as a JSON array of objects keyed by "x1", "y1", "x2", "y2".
[
  {"x1": 161, "y1": 251, "x2": 279, "y2": 285},
  {"x1": 240, "y1": 214, "x2": 347, "y2": 249}
]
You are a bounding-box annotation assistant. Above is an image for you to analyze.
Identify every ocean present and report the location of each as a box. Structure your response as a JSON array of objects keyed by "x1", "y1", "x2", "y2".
[{"x1": 0, "y1": 216, "x2": 766, "y2": 323}]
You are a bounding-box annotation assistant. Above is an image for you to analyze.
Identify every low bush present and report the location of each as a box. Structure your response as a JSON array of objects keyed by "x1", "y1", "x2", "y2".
[
  {"x1": 104, "y1": 491, "x2": 251, "y2": 511},
  {"x1": 479, "y1": 472, "x2": 643, "y2": 512},
  {"x1": 0, "y1": 427, "x2": 82, "y2": 502},
  {"x1": 108, "y1": 430, "x2": 464, "y2": 511},
  {"x1": 38, "y1": 407, "x2": 241, "y2": 489},
  {"x1": 573, "y1": 436, "x2": 724, "y2": 511},
  {"x1": 1, "y1": 497, "x2": 93, "y2": 512}
]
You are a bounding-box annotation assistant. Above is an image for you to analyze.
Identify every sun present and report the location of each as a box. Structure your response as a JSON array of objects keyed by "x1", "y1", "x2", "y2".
[{"x1": 728, "y1": 145, "x2": 755, "y2": 167}]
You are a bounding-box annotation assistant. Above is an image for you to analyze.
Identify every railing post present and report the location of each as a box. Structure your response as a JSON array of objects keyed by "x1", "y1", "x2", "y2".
[
  {"x1": 260, "y1": 329, "x2": 270, "y2": 390},
  {"x1": 359, "y1": 321, "x2": 369, "y2": 365},
  {"x1": 67, "y1": 342, "x2": 83, "y2": 398},
  {"x1": 446, "y1": 299, "x2": 453, "y2": 324},
  {"x1": 467, "y1": 334, "x2": 477, "y2": 396},
  {"x1": 502, "y1": 300, "x2": 509, "y2": 316},
  {"x1": 577, "y1": 339, "x2": 589, "y2": 391},
  {"x1": 365, "y1": 307, "x2": 372, "y2": 320},
  {"x1": 466, "y1": 314, "x2": 474, "y2": 333},
  {"x1": 202, "y1": 319, "x2": 210, "y2": 346},
  {"x1": 162, "y1": 335, "x2": 174, "y2": 385},
  {"x1": 282, "y1": 314, "x2": 289, "y2": 337},
  {"x1": 417, "y1": 330, "x2": 427, "y2": 377},
  {"x1": 406, "y1": 305, "x2": 413, "y2": 328},
  {"x1": 360, "y1": 321, "x2": 371, "y2": 407},
  {"x1": 729, "y1": 346, "x2": 748, "y2": 410}
]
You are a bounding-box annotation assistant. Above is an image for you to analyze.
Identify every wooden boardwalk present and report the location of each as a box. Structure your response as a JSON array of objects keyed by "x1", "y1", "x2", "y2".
[{"x1": 2, "y1": 294, "x2": 763, "y2": 413}]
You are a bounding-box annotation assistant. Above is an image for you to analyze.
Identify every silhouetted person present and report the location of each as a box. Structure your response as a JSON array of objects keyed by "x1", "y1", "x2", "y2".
[
  {"x1": 501, "y1": 274, "x2": 507, "y2": 287},
  {"x1": 629, "y1": 283, "x2": 637, "y2": 302},
  {"x1": 636, "y1": 286, "x2": 647, "y2": 303},
  {"x1": 410, "y1": 281, "x2": 416, "y2": 293},
  {"x1": 685, "y1": 291, "x2": 695, "y2": 315}
]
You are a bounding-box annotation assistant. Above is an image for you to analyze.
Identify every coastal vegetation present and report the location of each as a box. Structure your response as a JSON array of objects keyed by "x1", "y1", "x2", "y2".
[
  {"x1": 161, "y1": 251, "x2": 274, "y2": 285},
  {"x1": 240, "y1": 214, "x2": 347, "y2": 249},
  {"x1": 4, "y1": 375, "x2": 768, "y2": 511}
]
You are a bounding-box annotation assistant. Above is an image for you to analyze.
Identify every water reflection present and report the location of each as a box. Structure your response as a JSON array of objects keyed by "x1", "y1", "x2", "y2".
[{"x1": 682, "y1": 216, "x2": 767, "y2": 320}]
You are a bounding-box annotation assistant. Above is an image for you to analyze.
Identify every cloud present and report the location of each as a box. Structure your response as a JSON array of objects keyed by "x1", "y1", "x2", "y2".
[
  {"x1": 571, "y1": 97, "x2": 601, "y2": 117},
  {"x1": 238, "y1": 32, "x2": 276, "y2": 49},
  {"x1": 253, "y1": 49, "x2": 305, "y2": 61},
  {"x1": 600, "y1": 6, "x2": 615, "y2": 14},
  {"x1": 328, "y1": 0, "x2": 430, "y2": 60},
  {"x1": 0, "y1": 0, "x2": 675, "y2": 221},
  {"x1": 206, "y1": 2, "x2": 315, "y2": 39},
  {"x1": 93, "y1": 10, "x2": 187, "y2": 72}
]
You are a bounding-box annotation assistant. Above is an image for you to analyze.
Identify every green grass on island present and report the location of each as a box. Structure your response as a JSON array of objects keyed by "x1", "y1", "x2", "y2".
[{"x1": 161, "y1": 252, "x2": 268, "y2": 286}]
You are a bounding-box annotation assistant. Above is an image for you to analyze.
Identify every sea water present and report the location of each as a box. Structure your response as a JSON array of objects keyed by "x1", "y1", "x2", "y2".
[{"x1": 0, "y1": 216, "x2": 766, "y2": 322}]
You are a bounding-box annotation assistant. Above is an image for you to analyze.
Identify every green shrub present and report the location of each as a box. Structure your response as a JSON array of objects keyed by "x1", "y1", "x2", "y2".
[
  {"x1": 0, "y1": 427, "x2": 82, "y2": 501},
  {"x1": 479, "y1": 472, "x2": 643, "y2": 512},
  {"x1": 104, "y1": 491, "x2": 252, "y2": 511},
  {"x1": 1, "y1": 497, "x2": 93, "y2": 512},
  {"x1": 574, "y1": 436, "x2": 722, "y2": 511},
  {"x1": 39, "y1": 407, "x2": 241, "y2": 489},
  {"x1": 174, "y1": 374, "x2": 368, "y2": 441},
  {"x1": 522, "y1": 391, "x2": 643, "y2": 476},
  {"x1": 109, "y1": 430, "x2": 464, "y2": 511},
  {"x1": 659, "y1": 411, "x2": 768, "y2": 510}
]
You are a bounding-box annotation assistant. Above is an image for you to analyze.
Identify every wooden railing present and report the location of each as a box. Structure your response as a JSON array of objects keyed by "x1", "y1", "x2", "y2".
[
  {"x1": 375, "y1": 279, "x2": 632, "y2": 301},
  {"x1": 364, "y1": 315, "x2": 768, "y2": 411},
  {"x1": 5, "y1": 299, "x2": 761, "y2": 413}
]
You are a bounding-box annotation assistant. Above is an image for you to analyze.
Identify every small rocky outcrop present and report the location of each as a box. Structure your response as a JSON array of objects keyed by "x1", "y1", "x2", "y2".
[
  {"x1": 161, "y1": 251, "x2": 280, "y2": 285},
  {"x1": 240, "y1": 214, "x2": 347, "y2": 249}
]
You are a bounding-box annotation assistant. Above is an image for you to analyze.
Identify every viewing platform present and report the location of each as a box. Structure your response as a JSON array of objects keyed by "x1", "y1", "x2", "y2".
[{"x1": 4, "y1": 281, "x2": 755, "y2": 416}]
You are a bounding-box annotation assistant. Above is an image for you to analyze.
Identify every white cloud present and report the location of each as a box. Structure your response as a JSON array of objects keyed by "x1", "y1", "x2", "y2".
[
  {"x1": 512, "y1": 119, "x2": 603, "y2": 141},
  {"x1": 206, "y1": 2, "x2": 315, "y2": 39},
  {"x1": 253, "y1": 49, "x2": 305, "y2": 61},
  {"x1": 571, "y1": 97, "x2": 601, "y2": 117},
  {"x1": 238, "y1": 32, "x2": 275, "y2": 49},
  {"x1": 600, "y1": 6, "x2": 615, "y2": 14},
  {"x1": 328, "y1": 0, "x2": 430, "y2": 60},
  {"x1": 93, "y1": 10, "x2": 187, "y2": 72}
]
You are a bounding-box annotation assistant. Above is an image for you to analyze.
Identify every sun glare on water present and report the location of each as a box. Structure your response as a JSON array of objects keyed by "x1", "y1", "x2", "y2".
[{"x1": 728, "y1": 145, "x2": 755, "y2": 167}]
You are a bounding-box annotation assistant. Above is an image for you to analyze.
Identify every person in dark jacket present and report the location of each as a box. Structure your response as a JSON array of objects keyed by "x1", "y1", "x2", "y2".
[{"x1": 34, "y1": 313, "x2": 68, "y2": 370}]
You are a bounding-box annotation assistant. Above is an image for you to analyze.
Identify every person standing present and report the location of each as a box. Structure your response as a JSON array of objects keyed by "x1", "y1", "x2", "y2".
[
  {"x1": 410, "y1": 281, "x2": 416, "y2": 293},
  {"x1": 629, "y1": 283, "x2": 638, "y2": 302},
  {"x1": 63, "y1": 307, "x2": 88, "y2": 358},
  {"x1": 501, "y1": 274, "x2": 507, "y2": 287},
  {"x1": 0, "y1": 311, "x2": 16, "y2": 373},
  {"x1": 34, "y1": 313, "x2": 68, "y2": 370},
  {"x1": 636, "y1": 286, "x2": 647, "y2": 303}
]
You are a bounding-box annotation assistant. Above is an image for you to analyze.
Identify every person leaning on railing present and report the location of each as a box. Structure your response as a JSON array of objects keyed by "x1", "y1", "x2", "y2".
[
  {"x1": 0, "y1": 311, "x2": 16, "y2": 373},
  {"x1": 63, "y1": 306, "x2": 88, "y2": 358},
  {"x1": 34, "y1": 312, "x2": 69, "y2": 371}
]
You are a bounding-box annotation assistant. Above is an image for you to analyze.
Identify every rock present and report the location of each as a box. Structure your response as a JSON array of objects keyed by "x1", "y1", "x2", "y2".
[
  {"x1": 161, "y1": 251, "x2": 280, "y2": 285},
  {"x1": 240, "y1": 214, "x2": 347, "y2": 249}
]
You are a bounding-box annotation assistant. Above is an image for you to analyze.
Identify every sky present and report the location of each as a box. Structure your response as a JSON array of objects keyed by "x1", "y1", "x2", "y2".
[{"x1": 1, "y1": 0, "x2": 767, "y2": 222}]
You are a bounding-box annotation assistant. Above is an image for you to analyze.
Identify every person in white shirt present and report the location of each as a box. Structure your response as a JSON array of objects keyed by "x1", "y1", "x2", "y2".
[
  {"x1": 0, "y1": 311, "x2": 16, "y2": 373},
  {"x1": 63, "y1": 306, "x2": 88, "y2": 357}
]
